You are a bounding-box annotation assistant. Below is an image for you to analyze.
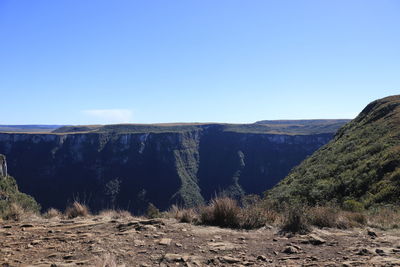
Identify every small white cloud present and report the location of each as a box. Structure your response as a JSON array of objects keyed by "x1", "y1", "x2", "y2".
[{"x1": 83, "y1": 109, "x2": 133, "y2": 124}]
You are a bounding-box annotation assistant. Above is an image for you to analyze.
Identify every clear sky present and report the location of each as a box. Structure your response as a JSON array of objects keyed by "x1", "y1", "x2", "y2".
[{"x1": 0, "y1": 0, "x2": 399, "y2": 125}]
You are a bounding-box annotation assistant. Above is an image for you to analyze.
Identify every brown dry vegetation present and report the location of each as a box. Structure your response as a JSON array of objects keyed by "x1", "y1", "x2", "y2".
[
  {"x1": 65, "y1": 201, "x2": 90, "y2": 219},
  {"x1": 43, "y1": 207, "x2": 62, "y2": 219},
  {"x1": 164, "y1": 196, "x2": 400, "y2": 234}
]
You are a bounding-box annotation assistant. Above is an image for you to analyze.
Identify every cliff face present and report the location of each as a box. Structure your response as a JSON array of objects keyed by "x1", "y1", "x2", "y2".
[
  {"x1": 0, "y1": 125, "x2": 334, "y2": 212},
  {"x1": 0, "y1": 154, "x2": 6, "y2": 177}
]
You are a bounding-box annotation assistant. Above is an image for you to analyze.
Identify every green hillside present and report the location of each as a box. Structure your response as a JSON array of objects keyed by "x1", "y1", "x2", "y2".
[
  {"x1": 266, "y1": 95, "x2": 400, "y2": 208},
  {"x1": 0, "y1": 155, "x2": 40, "y2": 219}
]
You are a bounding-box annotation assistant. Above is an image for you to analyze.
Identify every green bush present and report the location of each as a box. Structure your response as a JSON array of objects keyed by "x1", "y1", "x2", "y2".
[
  {"x1": 0, "y1": 175, "x2": 40, "y2": 220},
  {"x1": 343, "y1": 199, "x2": 364, "y2": 212},
  {"x1": 146, "y1": 203, "x2": 161, "y2": 218}
]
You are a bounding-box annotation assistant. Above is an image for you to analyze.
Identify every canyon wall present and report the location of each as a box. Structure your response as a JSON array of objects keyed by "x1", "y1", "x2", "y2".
[{"x1": 0, "y1": 125, "x2": 334, "y2": 212}]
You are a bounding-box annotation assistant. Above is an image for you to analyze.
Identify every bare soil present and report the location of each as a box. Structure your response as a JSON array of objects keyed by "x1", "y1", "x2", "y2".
[{"x1": 1, "y1": 215, "x2": 400, "y2": 266}]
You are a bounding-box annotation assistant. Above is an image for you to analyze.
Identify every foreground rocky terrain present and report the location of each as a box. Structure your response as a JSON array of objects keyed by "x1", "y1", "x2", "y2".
[{"x1": 1, "y1": 215, "x2": 400, "y2": 267}]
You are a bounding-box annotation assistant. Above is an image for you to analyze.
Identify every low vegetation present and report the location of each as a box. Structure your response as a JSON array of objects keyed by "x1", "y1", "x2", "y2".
[
  {"x1": 161, "y1": 195, "x2": 400, "y2": 233},
  {"x1": 266, "y1": 95, "x2": 400, "y2": 208},
  {"x1": 280, "y1": 205, "x2": 311, "y2": 234},
  {"x1": 146, "y1": 202, "x2": 161, "y2": 219},
  {"x1": 0, "y1": 175, "x2": 40, "y2": 220},
  {"x1": 43, "y1": 207, "x2": 62, "y2": 219},
  {"x1": 65, "y1": 201, "x2": 90, "y2": 219}
]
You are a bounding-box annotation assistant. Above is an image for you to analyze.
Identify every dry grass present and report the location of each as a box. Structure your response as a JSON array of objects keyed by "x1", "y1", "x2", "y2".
[
  {"x1": 280, "y1": 205, "x2": 311, "y2": 234},
  {"x1": 239, "y1": 204, "x2": 269, "y2": 229},
  {"x1": 98, "y1": 209, "x2": 132, "y2": 219},
  {"x1": 200, "y1": 197, "x2": 241, "y2": 228},
  {"x1": 168, "y1": 197, "x2": 279, "y2": 229},
  {"x1": 239, "y1": 200, "x2": 281, "y2": 229},
  {"x1": 335, "y1": 211, "x2": 367, "y2": 229},
  {"x1": 3, "y1": 203, "x2": 25, "y2": 221},
  {"x1": 43, "y1": 208, "x2": 62, "y2": 219},
  {"x1": 65, "y1": 201, "x2": 90, "y2": 219},
  {"x1": 167, "y1": 205, "x2": 198, "y2": 223},
  {"x1": 308, "y1": 206, "x2": 339, "y2": 228},
  {"x1": 367, "y1": 206, "x2": 400, "y2": 229},
  {"x1": 146, "y1": 203, "x2": 161, "y2": 218}
]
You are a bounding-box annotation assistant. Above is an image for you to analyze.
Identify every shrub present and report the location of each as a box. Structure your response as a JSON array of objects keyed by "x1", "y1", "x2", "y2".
[
  {"x1": 280, "y1": 205, "x2": 310, "y2": 234},
  {"x1": 0, "y1": 175, "x2": 40, "y2": 220},
  {"x1": 179, "y1": 208, "x2": 197, "y2": 223},
  {"x1": 239, "y1": 204, "x2": 268, "y2": 229},
  {"x1": 336, "y1": 211, "x2": 367, "y2": 228},
  {"x1": 343, "y1": 199, "x2": 364, "y2": 212},
  {"x1": 308, "y1": 206, "x2": 339, "y2": 228},
  {"x1": 146, "y1": 203, "x2": 161, "y2": 218},
  {"x1": 344, "y1": 211, "x2": 367, "y2": 226},
  {"x1": 200, "y1": 197, "x2": 241, "y2": 228},
  {"x1": 3, "y1": 203, "x2": 25, "y2": 221},
  {"x1": 43, "y1": 208, "x2": 62, "y2": 219},
  {"x1": 65, "y1": 201, "x2": 90, "y2": 219},
  {"x1": 167, "y1": 205, "x2": 198, "y2": 223},
  {"x1": 367, "y1": 205, "x2": 400, "y2": 229}
]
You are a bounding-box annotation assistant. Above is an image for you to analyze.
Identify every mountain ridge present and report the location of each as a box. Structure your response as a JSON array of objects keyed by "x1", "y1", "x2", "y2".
[{"x1": 266, "y1": 95, "x2": 400, "y2": 208}]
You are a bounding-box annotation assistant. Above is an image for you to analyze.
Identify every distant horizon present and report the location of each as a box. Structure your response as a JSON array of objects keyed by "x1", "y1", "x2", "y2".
[{"x1": 0, "y1": 118, "x2": 353, "y2": 127}]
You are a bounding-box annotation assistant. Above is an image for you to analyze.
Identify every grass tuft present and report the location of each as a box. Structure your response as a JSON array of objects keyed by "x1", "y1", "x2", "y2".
[
  {"x1": 200, "y1": 197, "x2": 241, "y2": 228},
  {"x1": 65, "y1": 201, "x2": 90, "y2": 219},
  {"x1": 280, "y1": 205, "x2": 310, "y2": 234},
  {"x1": 43, "y1": 208, "x2": 62, "y2": 219}
]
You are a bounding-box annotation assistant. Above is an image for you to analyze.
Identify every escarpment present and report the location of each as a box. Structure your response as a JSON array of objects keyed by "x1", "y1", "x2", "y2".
[{"x1": 0, "y1": 122, "x2": 345, "y2": 212}]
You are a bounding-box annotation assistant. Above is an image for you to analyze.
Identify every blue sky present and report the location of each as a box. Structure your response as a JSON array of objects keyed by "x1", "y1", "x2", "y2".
[{"x1": 0, "y1": 0, "x2": 399, "y2": 125}]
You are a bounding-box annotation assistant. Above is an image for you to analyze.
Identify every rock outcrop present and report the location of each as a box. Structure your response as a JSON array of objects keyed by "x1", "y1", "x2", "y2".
[{"x1": 0, "y1": 154, "x2": 7, "y2": 177}]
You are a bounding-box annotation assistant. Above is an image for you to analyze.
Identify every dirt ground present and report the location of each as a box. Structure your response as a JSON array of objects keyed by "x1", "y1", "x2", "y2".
[{"x1": 1, "y1": 215, "x2": 400, "y2": 267}]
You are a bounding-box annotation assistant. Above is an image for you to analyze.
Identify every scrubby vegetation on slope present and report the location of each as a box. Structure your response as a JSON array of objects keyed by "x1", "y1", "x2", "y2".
[
  {"x1": 0, "y1": 175, "x2": 41, "y2": 220},
  {"x1": 266, "y1": 95, "x2": 400, "y2": 208}
]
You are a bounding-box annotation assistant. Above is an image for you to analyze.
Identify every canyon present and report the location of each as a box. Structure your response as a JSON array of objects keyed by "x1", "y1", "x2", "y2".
[{"x1": 0, "y1": 121, "x2": 347, "y2": 212}]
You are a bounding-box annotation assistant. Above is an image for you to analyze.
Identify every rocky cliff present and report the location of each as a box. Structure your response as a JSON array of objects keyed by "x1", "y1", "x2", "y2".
[
  {"x1": 0, "y1": 154, "x2": 7, "y2": 177},
  {"x1": 0, "y1": 122, "x2": 343, "y2": 212}
]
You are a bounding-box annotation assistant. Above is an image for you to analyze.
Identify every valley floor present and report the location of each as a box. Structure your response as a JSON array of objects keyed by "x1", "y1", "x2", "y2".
[{"x1": 1, "y1": 215, "x2": 400, "y2": 267}]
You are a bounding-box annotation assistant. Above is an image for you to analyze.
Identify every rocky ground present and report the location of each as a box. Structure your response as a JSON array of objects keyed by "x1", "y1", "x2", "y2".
[{"x1": 1, "y1": 215, "x2": 400, "y2": 267}]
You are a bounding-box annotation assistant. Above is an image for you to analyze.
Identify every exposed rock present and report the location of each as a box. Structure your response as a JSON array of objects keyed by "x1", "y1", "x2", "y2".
[
  {"x1": 164, "y1": 253, "x2": 183, "y2": 262},
  {"x1": 283, "y1": 246, "x2": 299, "y2": 254},
  {"x1": 159, "y1": 238, "x2": 172, "y2": 246},
  {"x1": 0, "y1": 154, "x2": 7, "y2": 177},
  {"x1": 367, "y1": 229, "x2": 378, "y2": 238},
  {"x1": 0, "y1": 123, "x2": 337, "y2": 211},
  {"x1": 220, "y1": 256, "x2": 241, "y2": 263},
  {"x1": 207, "y1": 241, "x2": 239, "y2": 251},
  {"x1": 1, "y1": 214, "x2": 400, "y2": 266},
  {"x1": 134, "y1": 239, "x2": 145, "y2": 246},
  {"x1": 356, "y1": 248, "x2": 374, "y2": 255},
  {"x1": 257, "y1": 255, "x2": 268, "y2": 261},
  {"x1": 375, "y1": 248, "x2": 385, "y2": 255},
  {"x1": 307, "y1": 234, "x2": 326, "y2": 245}
]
